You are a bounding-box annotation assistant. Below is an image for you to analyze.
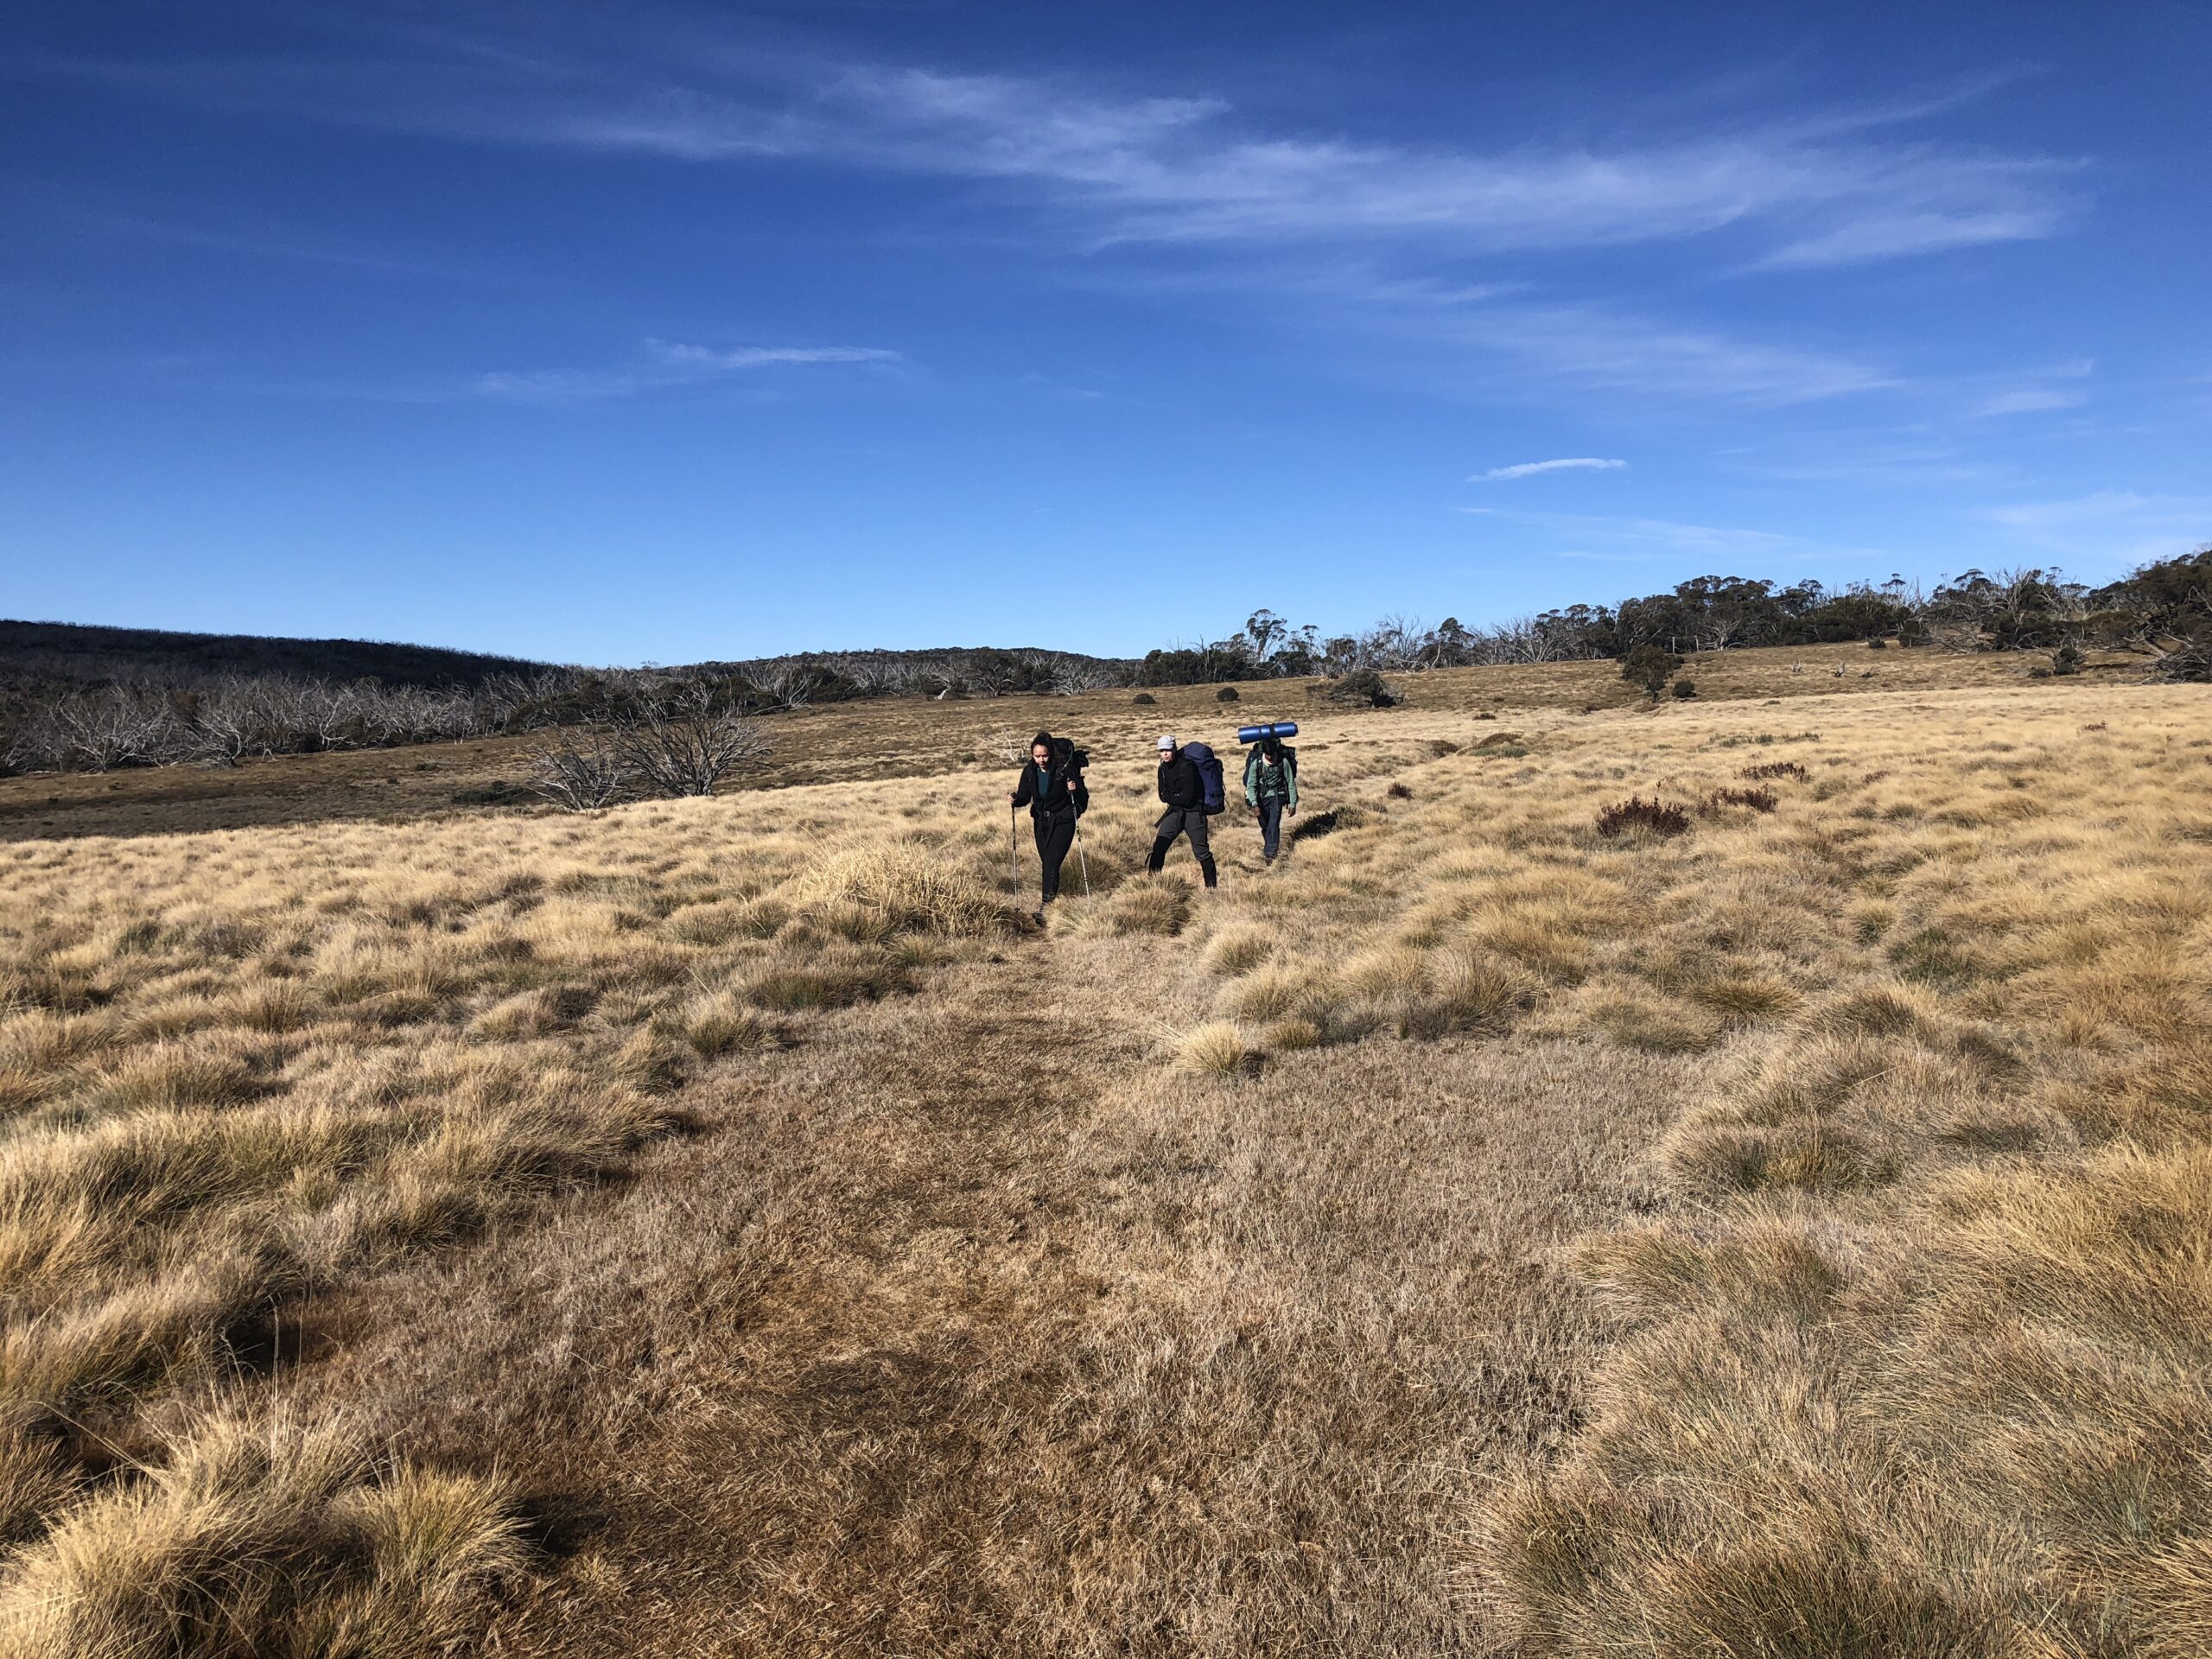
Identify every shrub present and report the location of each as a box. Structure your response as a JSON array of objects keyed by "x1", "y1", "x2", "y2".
[
  {"x1": 1620, "y1": 645, "x2": 1683, "y2": 696},
  {"x1": 1316, "y1": 669, "x2": 1398, "y2": 708},
  {"x1": 451, "y1": 780, "x2": 539, "y2": 809},
  {"x1": 1216, "y1": 686, "x2": 1241, "y2": 702},
  {"x1": 1699, "y1": 787, "x2": 1777, "y2": 815},
  {"x1": 1671, "y1": 678, "x2": 1696, "y2": 699},
  {"x1": 1740, "y1": 761, "x2": 1808, "y2": 782},
  {"x1": 1868, "y1": 636, "x2": 1889, "y2": 650},
  {"x1": 1131, "y1": 692, "x2": 1156, "y2": 706},
  {"x1": 1595, "y1": 797, "x2": 1690, "y2": 838},
  {"x1": 1386, "y1": 781, "x2": 1412, "y2": 799}
]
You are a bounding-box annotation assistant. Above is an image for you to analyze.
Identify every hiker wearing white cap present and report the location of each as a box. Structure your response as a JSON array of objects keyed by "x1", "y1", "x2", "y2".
[{"x1": 1147, "y1": 735, "x2": 1218, "y2": 888}]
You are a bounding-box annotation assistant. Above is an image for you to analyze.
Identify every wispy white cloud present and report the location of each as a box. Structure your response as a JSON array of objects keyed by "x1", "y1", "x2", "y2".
[
  {"x1": 473, "y1": 339, "x2": 903, "y2": 404},
  {"x1": 1972, "y1": 385, "x2": 2082, "y2": 417},
  {"x1": 1474, "y1": 457, "x2": 1626, "y2": 481},
  {"x1": 1462, "y1": 505, "x2": 1892, "y2": 564},
  {"x1": 1966, "y1": 357, "x2": 2094, "y2": 419},
  {"x1": 1442, "y1": 303, "x2": 1893, "y2": 405},
  {"x1": 40, "y1": 39, "x2": 2079, "y2": 270}
]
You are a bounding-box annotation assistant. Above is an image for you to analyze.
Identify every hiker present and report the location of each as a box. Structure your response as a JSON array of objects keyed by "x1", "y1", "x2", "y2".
[
  {"x1": 1147, "y1": 734, "x2": 1218, "y2": 889},
  {"x1": 1009, "y1": 730, "x2": 1086, "y2": 921},
  {"x1": 1243, "y1": 733, "x2": 1299, "y2": 862}
]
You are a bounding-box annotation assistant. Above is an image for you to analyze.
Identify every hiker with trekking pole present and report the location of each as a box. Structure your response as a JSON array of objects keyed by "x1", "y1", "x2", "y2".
[
  {"x1": 1240, "y1": 722, "x2": 1299, "y2": 864},
  {"x1": 1147, "y1": 734, "x2": 1220, "y2": 890},
  {"x1": 1009, "y1": 731, "x2": 1089, "y2": 925}
]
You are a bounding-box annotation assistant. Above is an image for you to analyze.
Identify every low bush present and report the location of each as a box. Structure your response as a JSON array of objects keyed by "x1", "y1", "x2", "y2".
[
  {"x1": 1130, "y1": 692, "x2": 1156, "y2": 706},
  {"x1": 1594, "y1": 797, "x2": 1691, "y2": 838},
  {"x1": 451, "y1": 780, "x2": 537, "y2": 809},
  {"x1": 1387, "y1": 781, "x2": 1412, "y2": 800},
  {"x1": 1216, "y1": 686, "x2": 1241, "y2": 702},
  {"x1": 1699, "y1": 787, "x2": 1777, "y2": 815},
  {"x1": 1314, "y1": 669, "x2": 1398, "y2": 708},
  {"x1": 1620, "y1": 644, "x2": 1683, "y2": 696},
  {"x1": 1671, "y1": 678, "x2": 1697, "y2": 699},
  {"x1": 1740, "y1": 761, "x2": 1808, "y2": 782}
]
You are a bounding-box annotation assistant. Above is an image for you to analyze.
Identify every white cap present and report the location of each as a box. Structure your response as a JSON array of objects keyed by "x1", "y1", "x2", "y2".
[{"x1": 1157, "y1": 734, "x2": 1177, "y2": 751}]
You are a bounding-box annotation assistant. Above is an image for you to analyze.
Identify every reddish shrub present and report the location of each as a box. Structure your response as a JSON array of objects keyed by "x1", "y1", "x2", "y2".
[
  {"x1": 1595, "y1": 796, "x2": 1691, "y2": 838},
  {"x1": 1740, "y1": 761, "x2": 1808, "y2": 782},
  {"x1": 1700, "y1": 786, "x2": 1777, "y2": 816}
]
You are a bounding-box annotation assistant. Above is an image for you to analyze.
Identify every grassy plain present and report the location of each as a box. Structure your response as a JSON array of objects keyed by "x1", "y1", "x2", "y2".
[{"x1": 0, "y1": 644, "x2": 2205, "y2": 1656}]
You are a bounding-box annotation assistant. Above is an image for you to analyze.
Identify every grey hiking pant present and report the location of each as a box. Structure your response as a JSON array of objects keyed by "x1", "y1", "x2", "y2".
[{"x1": 1149, "y1": 808, "x2": 1217, "y2": 887}]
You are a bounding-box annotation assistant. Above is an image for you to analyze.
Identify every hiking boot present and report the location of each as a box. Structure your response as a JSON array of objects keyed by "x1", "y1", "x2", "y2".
[{"x1": 1030, "y1": 909, "x2": 1046, "y2": 927}]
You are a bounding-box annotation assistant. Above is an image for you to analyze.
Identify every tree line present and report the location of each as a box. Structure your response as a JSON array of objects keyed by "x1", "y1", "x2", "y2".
[
  {"x1": 3, "y1": 548, "x2": 2203, "y2": 778},
  {"x1": 1134, "y1": 551, "x2": 2211, "y2": 685}
]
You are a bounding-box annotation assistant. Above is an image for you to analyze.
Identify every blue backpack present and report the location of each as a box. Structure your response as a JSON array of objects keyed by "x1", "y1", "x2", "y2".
[{"x1": 1181, "y1": 741, "x2": 1227, "y2": 815}]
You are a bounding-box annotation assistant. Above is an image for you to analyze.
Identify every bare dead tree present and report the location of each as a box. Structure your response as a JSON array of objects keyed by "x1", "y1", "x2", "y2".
[
  {"x1": 46, "y1": 685, "x2": 175, "y2": 771},
  {"x1": 527, "y1": 732, "x2": 631, "y2": 810},
  {"x1": 613, "y1": 684, "x2": 774, "y2": 797},
  {"x1": 747, "y1": 659, "x2": 813, "y2": 713},
  {"x1": 183, "y1": 676, "x2": 269, "y2": 766}
]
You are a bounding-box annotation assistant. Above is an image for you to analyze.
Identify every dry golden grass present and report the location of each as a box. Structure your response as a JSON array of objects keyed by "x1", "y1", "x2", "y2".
[{"x1": 0, "y1": 663, "x2": 2204, "y2": 1654}]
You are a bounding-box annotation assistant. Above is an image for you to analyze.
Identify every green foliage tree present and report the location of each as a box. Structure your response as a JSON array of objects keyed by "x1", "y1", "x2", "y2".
[{"x1": 1620, "y1": 644, "x2": 1683, "y2": 698}]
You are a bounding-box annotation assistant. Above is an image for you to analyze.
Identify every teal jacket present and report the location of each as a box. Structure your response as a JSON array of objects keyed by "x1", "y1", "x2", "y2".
[{"x1": 1243, "y1": 747, "x2": 1298, "y2": 808}]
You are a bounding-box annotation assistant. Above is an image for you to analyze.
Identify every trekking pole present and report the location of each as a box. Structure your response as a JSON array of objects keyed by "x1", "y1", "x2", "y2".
[
  {"x1": 1074, "y1": 821, "x2": 1091, "y2": 897},
  {"x1": 1008, "y1": 804, "x2": 1020, "y2": 893}
]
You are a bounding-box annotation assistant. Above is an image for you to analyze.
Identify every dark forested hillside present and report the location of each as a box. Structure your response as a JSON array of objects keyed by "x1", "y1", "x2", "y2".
[{"x1": 0, "y1": 620, "x2": 556, "y2": 690}]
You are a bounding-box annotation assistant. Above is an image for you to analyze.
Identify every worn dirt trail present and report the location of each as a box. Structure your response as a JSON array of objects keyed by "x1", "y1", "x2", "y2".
[{"x1": 296, "y1": 925, "x2": 1684, "y2": 1656}]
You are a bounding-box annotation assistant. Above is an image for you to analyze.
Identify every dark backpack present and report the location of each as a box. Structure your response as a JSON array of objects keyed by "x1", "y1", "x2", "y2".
[
  {"x1": 1252, "y1": 743, "x2": 1297, "y2": 800},
  {"x1": 1049, "y1": 737, "x2": 1090, "y2": 816},
  {"x1": 1182, "y1": 741, "x2": 1227, "y2": 814}
]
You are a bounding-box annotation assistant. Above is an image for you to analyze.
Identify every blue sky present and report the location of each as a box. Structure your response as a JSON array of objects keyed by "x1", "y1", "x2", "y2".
[{"x1": 4, "y1": 1, "x2": 2208, "y2": 664}]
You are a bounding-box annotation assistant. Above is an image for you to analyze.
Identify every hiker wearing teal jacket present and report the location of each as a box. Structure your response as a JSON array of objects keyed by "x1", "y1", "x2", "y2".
[{"x1": 1243, "y1": 735, "x2": 1298, "y2": 863}]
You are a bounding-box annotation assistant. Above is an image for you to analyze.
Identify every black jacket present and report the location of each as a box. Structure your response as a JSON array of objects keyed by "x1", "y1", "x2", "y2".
[
  {"x1": 1014, "y1": 757, "x2": 1084, "y2": 818},
  {"x1": 1157, "y1": 754, "x2": 1203, "y2": 810}
]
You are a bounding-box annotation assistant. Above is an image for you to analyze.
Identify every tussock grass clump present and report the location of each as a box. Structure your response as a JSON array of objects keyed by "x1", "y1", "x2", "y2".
[
  {"x1": 1086, "y1": 877, "x2": 1191, "y2": 937},
  {"x1": 1220, "y1": 962, "x2": 1337, "y2": 1027},
  {"x1": 0, "y1": 1411, "x2": 527, "y2": 1658},
  {"x1": 741, "y1": 948, "x2": 912, "y2": 1011},
  {"x1": 674, "y1": 990, "x2": 778, "y2": 1058},
  {"x1": 1200, "y1": 924, "x2": 1273, "y2": 978},
  {"x1": 798, "y1": 841, "x2": 1010, "y2": 937},
  {"x1": 1173, "y1": 1021, "x2": 1255, "y2": 1077}
]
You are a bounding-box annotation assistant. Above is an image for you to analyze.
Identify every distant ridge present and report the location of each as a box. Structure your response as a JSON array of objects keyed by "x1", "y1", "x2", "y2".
[
  {"x1": 0, "y1": 620, "x2": 555, "y2": 690},
  {"x1": 0, "y1": 620, "x2": 1141, "y2": 692}
]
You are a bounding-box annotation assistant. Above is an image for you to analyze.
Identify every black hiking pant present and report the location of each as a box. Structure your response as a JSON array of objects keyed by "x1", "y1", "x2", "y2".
[
  {"x1": 1033, "y1": 810, "x2": 1077, "y2": 902},
  {"x1": 1148, "y1": 807, "x2": 1217, "y2": 887}
]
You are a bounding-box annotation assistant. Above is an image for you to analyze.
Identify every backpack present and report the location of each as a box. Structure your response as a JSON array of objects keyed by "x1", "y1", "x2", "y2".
[
  {"x1": 1049, "y1": 737, "x2": 1090, "y2": 816},
  {"x1": 1251, "y1": 743, "x2": 1297, "y2": 801},
  {"x1": 1182, "y1": 741, "x2": 1226, "y2": 815}
]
